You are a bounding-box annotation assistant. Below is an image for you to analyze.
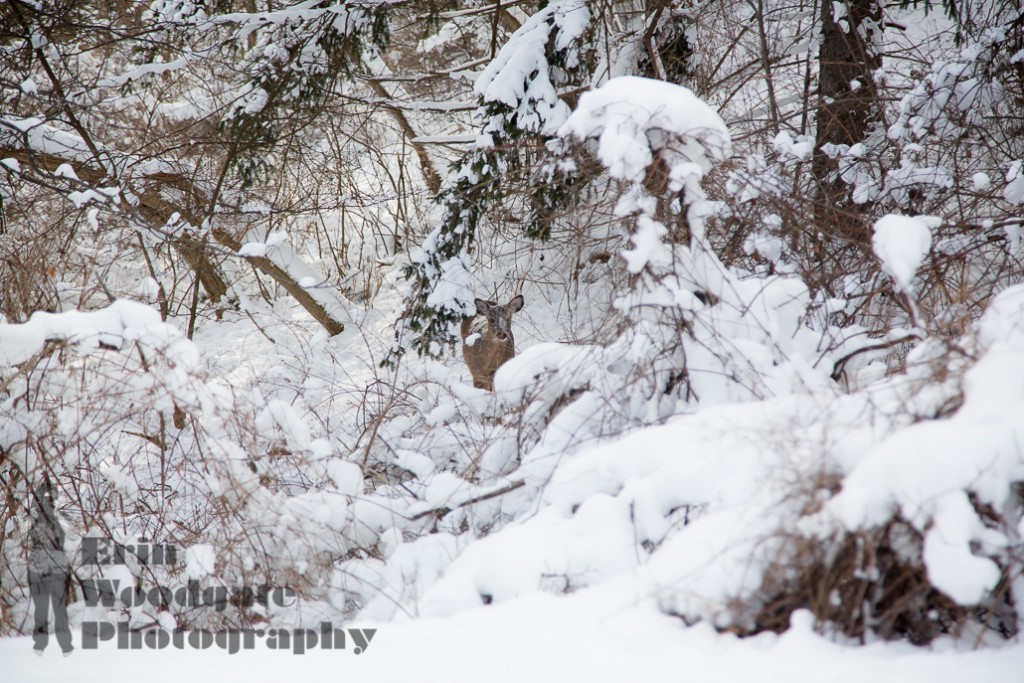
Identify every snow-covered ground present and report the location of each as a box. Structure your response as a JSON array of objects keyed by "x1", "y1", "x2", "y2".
[{"x1": 5, "y1": 592, "x2": 1024, "y2": 683}]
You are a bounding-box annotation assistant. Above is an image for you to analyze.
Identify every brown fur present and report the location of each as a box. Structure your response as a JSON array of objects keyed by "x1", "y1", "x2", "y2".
[{"x1": 461, "y1": 295, "x2": 524, "y2": 391}]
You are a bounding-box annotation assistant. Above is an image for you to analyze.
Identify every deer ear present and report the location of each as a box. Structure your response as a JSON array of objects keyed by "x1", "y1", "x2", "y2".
[
  {"x1": 508, "y1": 294, "x2": 524, "y2": 312},
  {"x1": 474, "y1": 298, "x2": 490, "y2": 313}
]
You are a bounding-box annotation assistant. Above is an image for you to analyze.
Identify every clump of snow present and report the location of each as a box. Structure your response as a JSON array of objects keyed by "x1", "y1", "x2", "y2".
[
  {"x1": 68, "y1": 186, "x2": 120, "y2": 209},
  {"x1": 184, "y1": 544, "x2": 217, "y2": 579},
  {"x1": 1006, "y1": 160, "x2": 1024, "y2": 204},
  {"x1": 239, "y1": 232, "x2": 287, "y2": 257},
  {"x1": 0, "y1": 300, "x2": 165, "y2": 366},
  {"x1": 137, "y1": 277, "x2": 162, "y2": 301},
  {"x1": 559, "y1": 76, "x2": 731, "y2": 185},
  {"x1": 326, "y1": 459, "x2": 363, "y2": 497},
  {"x1": 871, "y1": 214, "x2": 939, "y2": 294},
  {"x1": 773, "y1": 131, "x2": 814, "y2": 161},
  {"x1": 238, "y1": 241, "x2": 268, "y2": 257}
]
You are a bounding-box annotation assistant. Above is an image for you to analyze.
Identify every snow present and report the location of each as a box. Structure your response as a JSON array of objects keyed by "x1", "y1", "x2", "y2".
[
  {"x1": 184, "y1": 545, "x2": 217, "y2": 579},
  {"x1": 68, "y1": 187, "x2": 120, "y2": 209},
  {"x1": 871, "y1": 214, "x2": 938, "y2": 294},
  {"x1": 238, "y1": 242, "x2": 269, "y2": 257},
  {"x1": 0, "y1": 300, "x2": 165, "y2": 366},
  {"x1": 3, "y1": 596, "x2": 1023, "y2": 682},
  {"x1": 54, "y1": 163, "x2": 79, "y2": 180},
  {"x1": 773, "y1": 131, "x2": 814, "y2": 161},
  {"x1": 474, "y1": 0, "x2": 591, "y2": 136},
  {"x1": 96, "y1": 57, "x2": 192, "y2": 88},
  {"x1": 1006, "y1": 160, "x2": 1024, "y2": 204},
  {"x1": 559, "y1": 76, "x2": 731, "y2": 185},
  {"x1": 0, "y1": 116, "x2": 176, "y2": 179},
  {"x1": 137, "y1": 277, "x2": 162, "y2": 300},
  {"x1": 410, "y1": 134, "x2": 477, "y2": 144},
  {"x1": 0, "y1": 116, "x2": 100, "y2": 167},
  {"x1": 805, "y1": 283, "x2": 1024, "y2": 606}
]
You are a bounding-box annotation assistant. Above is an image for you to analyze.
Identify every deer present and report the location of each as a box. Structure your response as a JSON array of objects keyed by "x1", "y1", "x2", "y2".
[{"x1": 461, "y1": 294, "x2": 524, "y2": 391}]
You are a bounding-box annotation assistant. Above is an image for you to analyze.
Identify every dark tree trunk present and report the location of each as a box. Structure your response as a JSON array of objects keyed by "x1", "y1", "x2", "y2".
[{"x1": 813, "y1": 0, "x2": 882, "y2": 243}]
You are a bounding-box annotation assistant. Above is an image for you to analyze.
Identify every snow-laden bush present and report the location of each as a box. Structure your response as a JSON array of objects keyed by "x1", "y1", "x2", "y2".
[
  {"x1": 333, "y1": 78, "x2": 1023, "y2": 645},
  {"x1": 0, "y1": 302, "x2": 396, "y2": 631},
  {"x1": 494, "y1": 76, "x2": 836, "y2": 427},
  {"x1": 344, "y1": 281, "x2": 1024, "y2": 644}
]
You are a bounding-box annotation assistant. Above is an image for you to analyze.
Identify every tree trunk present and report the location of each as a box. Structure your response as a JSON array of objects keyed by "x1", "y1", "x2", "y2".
[{"x1": 813, "y1": 0, "x2": 882, "y2": 243}]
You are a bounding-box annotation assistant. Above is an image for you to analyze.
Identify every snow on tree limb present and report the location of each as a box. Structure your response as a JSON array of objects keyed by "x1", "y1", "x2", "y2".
[{"x1": 558, "y1": 76, "x2": 731, "y2": 185}]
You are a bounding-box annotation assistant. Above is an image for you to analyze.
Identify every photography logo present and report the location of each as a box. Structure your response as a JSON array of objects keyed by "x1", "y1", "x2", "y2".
[
  {"x1": 26, "y1": 483, "x2": 376, "y2": 656},
  {"x1": 27, "y1": 482, "x2": 73, "y2": 656}
]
